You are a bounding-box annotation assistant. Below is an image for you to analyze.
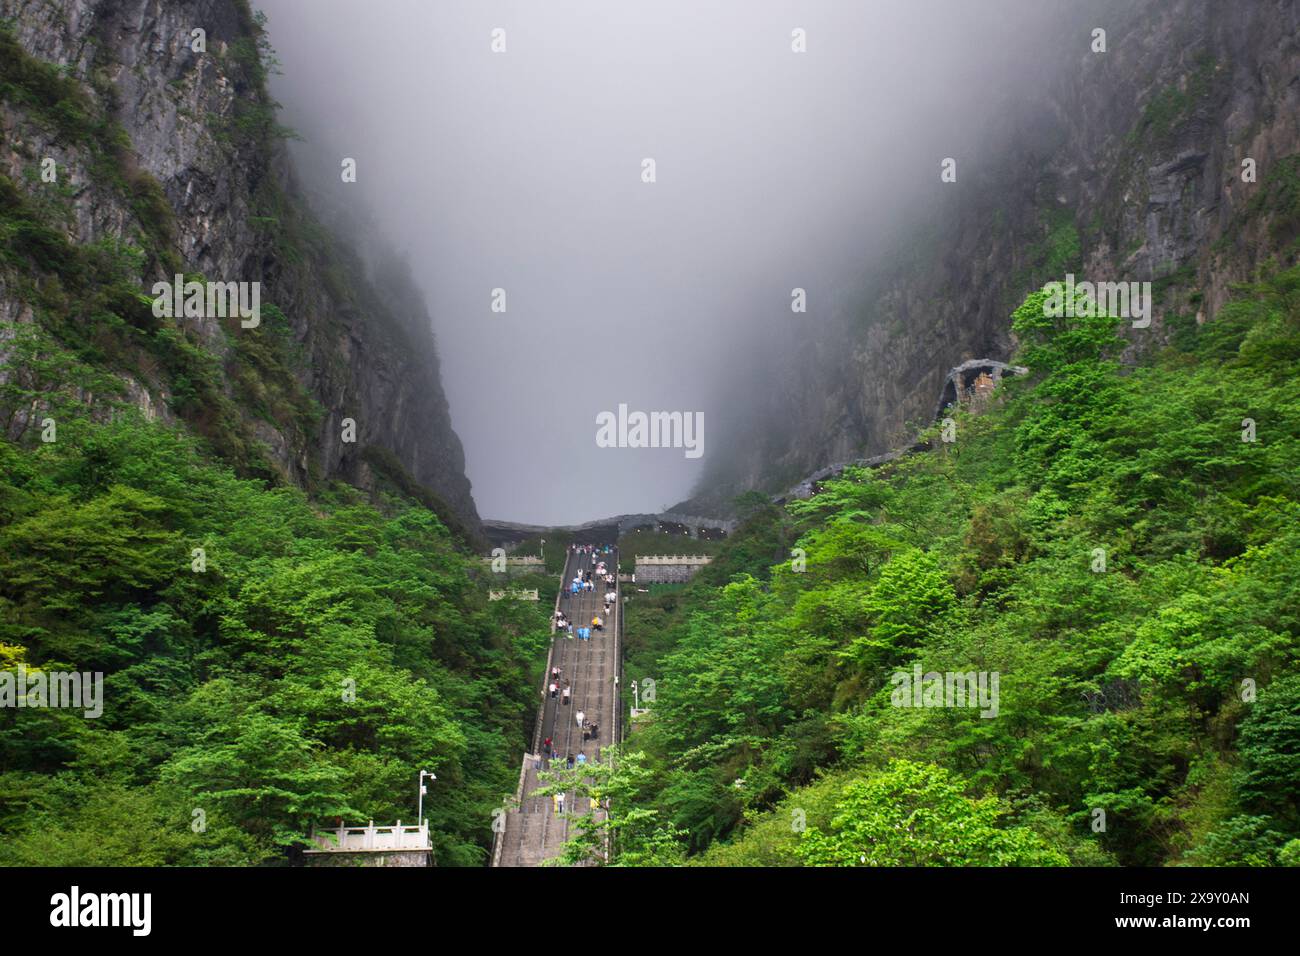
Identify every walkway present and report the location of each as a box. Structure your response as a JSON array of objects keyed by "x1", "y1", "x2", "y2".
[{"x1": 492, "y1": 546, "x2": 621, "y2": 866}]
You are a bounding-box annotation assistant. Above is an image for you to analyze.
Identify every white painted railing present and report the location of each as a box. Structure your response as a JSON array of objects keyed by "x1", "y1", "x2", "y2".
[{"x1": 308, "y1": 820, "x2": 430, "y2": 851}]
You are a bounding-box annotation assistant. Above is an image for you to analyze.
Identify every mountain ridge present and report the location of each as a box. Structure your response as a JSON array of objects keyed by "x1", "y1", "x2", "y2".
[
  {"x1": 679, "y1": 0, "x2": 1300, "y2": 517},
  {"x1": 0, "y1": 0, "x2": 480, "y2": 534}
]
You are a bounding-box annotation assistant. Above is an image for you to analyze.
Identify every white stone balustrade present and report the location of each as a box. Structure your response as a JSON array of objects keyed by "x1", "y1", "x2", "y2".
[{"x1": 308, "y1": 820, "x2": 431, "y2": 851}]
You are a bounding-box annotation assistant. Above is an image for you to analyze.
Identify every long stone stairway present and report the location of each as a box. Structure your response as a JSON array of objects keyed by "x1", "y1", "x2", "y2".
[{"x1": 492, "y1": 546, "x2": 620, "y2": 866}]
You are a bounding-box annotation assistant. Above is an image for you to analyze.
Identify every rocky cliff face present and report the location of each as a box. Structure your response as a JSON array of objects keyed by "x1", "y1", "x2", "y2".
[
  {"x1": 683, "y1": 0, "x2": 1300, "y2": 515},
  {"x1": 0, "y1": 0, "x2": 479, "y2": 533}
]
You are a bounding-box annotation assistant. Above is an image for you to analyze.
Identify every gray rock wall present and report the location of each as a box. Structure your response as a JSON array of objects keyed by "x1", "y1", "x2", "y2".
[
  {"x1": 679, "y1": 0, "x2": 1300, "y2": 516},
  {"x1": 0, "y1": 0, "x2": 479, "y2": 530}
]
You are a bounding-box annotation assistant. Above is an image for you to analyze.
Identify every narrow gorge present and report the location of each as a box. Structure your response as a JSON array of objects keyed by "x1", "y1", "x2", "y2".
[{"x1": 2, "y1": 0, "x2": 1299, "y2": 909}]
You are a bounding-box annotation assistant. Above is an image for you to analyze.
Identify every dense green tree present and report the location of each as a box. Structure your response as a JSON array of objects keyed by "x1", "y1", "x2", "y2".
[
  {"x1": 799, "y1": 760, "x2": 1069, "y2": 866},
  {"x1": 0, "y1": 373, "x2": 550, "y2": 863},
  {"x1": 612, "y1": 267, "x2": 1300, "y2": 867},
  {"x1": 1236, "y1": 675, "x2": 1300, "y2": 827}
]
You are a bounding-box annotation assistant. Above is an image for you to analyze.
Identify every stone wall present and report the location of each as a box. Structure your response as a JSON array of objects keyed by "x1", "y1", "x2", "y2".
[
  {"x1": 634, "y1": 554, "x2": 712, "y2": 584},
  {"x1": 302, "y1": 849, "x2": 432, "y2": 867}
]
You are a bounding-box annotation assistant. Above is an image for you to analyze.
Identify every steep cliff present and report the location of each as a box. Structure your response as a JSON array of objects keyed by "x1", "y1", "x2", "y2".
[
  {"x1": 0, "y1": 0, "x2": 479, "y2": 534},
  {"x1": 682, "y1": 0, "x2": 1300, "y2": 515}
]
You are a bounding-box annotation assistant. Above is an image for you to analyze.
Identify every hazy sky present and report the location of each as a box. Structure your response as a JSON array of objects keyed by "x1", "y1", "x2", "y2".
[{"x1": 258, "y1": 0, "x2": 1071, "y2": 524}]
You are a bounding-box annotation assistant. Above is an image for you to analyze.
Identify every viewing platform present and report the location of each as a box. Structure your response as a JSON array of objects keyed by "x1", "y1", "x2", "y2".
[{"x1": 303, "y1": 821, "x2": 433, "y2": 867}]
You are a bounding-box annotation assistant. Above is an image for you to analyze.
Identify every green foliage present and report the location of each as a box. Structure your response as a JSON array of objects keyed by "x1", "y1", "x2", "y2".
[
  {"x1": 0, "y1": 166, "x2": 270, "y2": 475},
  {"x1": 1183, "y1": 815, "x2": 1287, "y2": 867},
  {"x1": 0, "y1": 19, "x2": 325, "y2": 481},
  {"x1": 1032, "y1": 207, "x2": 1081, "y2": 276},
  {"x1": 359, "y1": 444, "x2": 478, "y2": 548},
  {"x1": 0, "y1": 409, "x2": 549, "y2": 865},
  {"x1": 1243, "y1": 155, "x2": 1300, "y2": 248},
  {"x1": 799, "y1": 760, "x2": 1069, "y2": 866},
  {"x1": 534, "y1": 749, "x2": 687, "y2": 866},
  {"x1": 0, "y1": 23, "x2": 101, "y2": 143},
  {"x1": 0, "y1": 22, "x2": 178, "y2": 271},
  {"x1": 0, "y1": 12, "x2": 531, "y2": 868},
  {"x1": 1129, "y1": 54, "x2": 1220, "y2": 146},
  {"x1": 1235, "y1": 675, "x2": 1300, "y2": 828},
  {"x1": 844, "y1": 548, "x2": 955, "y2": 668},
  {"x1": 615, "y1": 266, "x2": 1300, "y2": 866}
]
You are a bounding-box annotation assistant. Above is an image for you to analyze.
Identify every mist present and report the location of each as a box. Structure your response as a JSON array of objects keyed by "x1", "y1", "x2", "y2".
[{"x1": 256, "y1": 0, "x2": 1078, "y2": 524}]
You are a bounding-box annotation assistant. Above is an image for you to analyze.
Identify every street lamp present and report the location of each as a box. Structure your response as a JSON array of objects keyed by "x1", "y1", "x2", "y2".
[{"x1": 417, "y1": 770, "x2": 437, "y2": 829}]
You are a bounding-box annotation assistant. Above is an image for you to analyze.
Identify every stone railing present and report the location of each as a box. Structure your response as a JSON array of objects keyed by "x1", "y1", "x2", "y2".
[
  {"x1": 635, "y1": 555, "x2": 713, "y2": 566},
  {"x1": 308, "y1": 821, "x2": 430, "y2": 851}
]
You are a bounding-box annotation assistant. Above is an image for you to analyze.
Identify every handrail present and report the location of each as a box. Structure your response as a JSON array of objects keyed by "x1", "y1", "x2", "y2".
[
  {"x1": 608, "y1": 554, "x2": 622, "y2": 864},
  {"x1": 634, "y1": 554, "x2": 713, "y2": 564},
  {"x1": 492, "y1": 546, "x2": 623, "y2": 866},
  {"x1": 309, "y1": 820, "x2": 430, "y2": 851},
  {"x1": 492, "y1": 549, "x2": 569, "y2": 867}
]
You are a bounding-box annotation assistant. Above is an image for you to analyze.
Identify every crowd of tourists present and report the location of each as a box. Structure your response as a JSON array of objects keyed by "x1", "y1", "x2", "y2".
[{"x1": 542, "y1": 544, "x2": 619, "y2": 815}]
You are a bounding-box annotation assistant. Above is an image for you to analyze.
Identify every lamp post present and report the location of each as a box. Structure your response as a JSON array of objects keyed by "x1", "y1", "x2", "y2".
[{"x1": 417, "y1": 770, "x2": 437, "y2": 829}]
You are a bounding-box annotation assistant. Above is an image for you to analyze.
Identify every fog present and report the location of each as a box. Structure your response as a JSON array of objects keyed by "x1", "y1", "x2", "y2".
[{"x1": 257, "y1": 0, "x2": 1078, "y2": 524}]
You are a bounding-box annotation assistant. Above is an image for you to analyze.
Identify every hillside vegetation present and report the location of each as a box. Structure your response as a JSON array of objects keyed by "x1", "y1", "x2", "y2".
[
  {"x1": 0, "y1": 332, "x2": 549, "y2": 864},
  {"x1": 595, "y1": 266, "x2": 1300, "y2": 867}
]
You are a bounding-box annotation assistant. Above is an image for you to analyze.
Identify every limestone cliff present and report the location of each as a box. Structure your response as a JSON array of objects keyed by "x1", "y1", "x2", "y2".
[
  {"x1": 0, "y1": 0, "x2": 479, "y2": 534},
  {"x1": 682, "y1": 0, "x2": 1300, "y2": 516}
]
